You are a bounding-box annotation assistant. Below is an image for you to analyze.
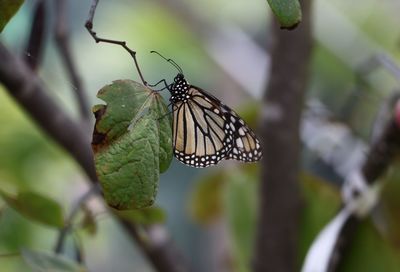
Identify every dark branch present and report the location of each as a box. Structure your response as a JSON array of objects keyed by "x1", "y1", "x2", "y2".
[
  {"x1": 0, "y1": 42, "x2": 96, "y2": 181},
  {"x1": 24, "y1": 0, "x2": 46, "y2": 71},
  {"x1": 362, "y1": 114, "x2": 400, "y2": 184},
  {"x1": 252, "y1": 0, "x2": 313, "y2": 271},
  {"x1": 84, "y1": 0, "x2": 147, "y2": 86},
  {"x1": 120, "y1": 223, "x2": 190, "y2": 272},
  {"x1": 54, "y1": 0, "x2": 90, "y2": 123}
]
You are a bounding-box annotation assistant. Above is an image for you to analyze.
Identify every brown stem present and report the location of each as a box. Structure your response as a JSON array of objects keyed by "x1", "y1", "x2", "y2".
[
  {"x1": 54, "y1": 185, "x2": 100, "y2": 255},
  {"x1": 24, "y1": 0, "x2": 46, "y2": 71},
  {"x1": 84, "y1": 0, "x2": 147, "y2": 86},
  {"x1": 252, "y1": 0, "x2": 313, "y2": 271},
  {"x1": 54, "y1": 0, "x2": 90, "y2": 123}
]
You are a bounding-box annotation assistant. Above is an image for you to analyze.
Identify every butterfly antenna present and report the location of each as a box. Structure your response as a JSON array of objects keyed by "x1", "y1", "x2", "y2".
[{"x1": 150, "y1": 50, "x2": 183, "y2": 74}]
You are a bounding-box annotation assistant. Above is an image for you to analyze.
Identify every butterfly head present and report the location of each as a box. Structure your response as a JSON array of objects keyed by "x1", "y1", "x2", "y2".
[{"x1": 169, "y1": 73, "x2": 190, "y2": 103}]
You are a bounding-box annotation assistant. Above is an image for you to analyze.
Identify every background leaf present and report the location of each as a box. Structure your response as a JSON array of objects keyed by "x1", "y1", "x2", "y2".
[
  {"x1": 266, "y1": 0, "x2": 302, "y2": 29},
  {"x1": 22, "y1": 248, "x2": 86, "y2": 272},
  {"x1": 188, "y1": 171, "x2": 227, "y2": 225},
  {"x1": 0, "y1": 190, "x2": 64, "y2": 228},
  {"x1": 0, "y1": 0, "x2": 24, "y2": 32},
  {"x1": 224, "y1": 167, "x2": 258, "y2": 272},
  {"x1": 93, "y1": 80, "x2": 172, "y2": 209}
]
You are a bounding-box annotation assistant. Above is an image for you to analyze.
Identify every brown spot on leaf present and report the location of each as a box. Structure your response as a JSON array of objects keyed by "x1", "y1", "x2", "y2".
[{"x1": 92, "y1": 105, "x2": 108, "y2": 153}]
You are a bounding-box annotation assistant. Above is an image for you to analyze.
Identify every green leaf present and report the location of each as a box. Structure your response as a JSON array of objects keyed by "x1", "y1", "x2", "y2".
[
  {"x1": 188, "y1": 171, "x2": 227, "y2": 225},
  {"x1": 0, "y1": 0, "x2": 24, "y2": 32},
  {"x1": 92, "y1": 80, "x2": 172, "y2": 210},
  {"x1": 22, "y1": 248, "x2": 86, "y2": 272},
  {"x1": 266, "y1": 0, "x2": 302, "y2": 29},
  {"x1": 0, "y1": 189, "x2": 64, "y2": 228}
]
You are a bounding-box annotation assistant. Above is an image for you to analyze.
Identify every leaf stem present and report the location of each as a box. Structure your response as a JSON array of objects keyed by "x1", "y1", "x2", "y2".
[
  {"x1": 84, "y1": 0, "x2": 148, "y2": 86},
  {"x1": 54, "y1": 0, "x2": 90, "y2": 124},
  {"x1": 54, "y1": 185, "x2": 100, "y2": 255}
]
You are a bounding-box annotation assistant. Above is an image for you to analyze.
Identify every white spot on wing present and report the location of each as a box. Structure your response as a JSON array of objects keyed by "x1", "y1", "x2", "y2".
[{"x1": 236, "y1": 138, "x2": 244, "y2": 148}]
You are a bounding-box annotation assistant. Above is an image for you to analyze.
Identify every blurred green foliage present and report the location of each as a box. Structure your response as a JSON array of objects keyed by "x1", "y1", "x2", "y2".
[
  {"x1": 190, "y1": 166, "x2": 400, "y2": 272},
  {"x1": 0, "y1": 190, "x2": 64, "y2": 228}
]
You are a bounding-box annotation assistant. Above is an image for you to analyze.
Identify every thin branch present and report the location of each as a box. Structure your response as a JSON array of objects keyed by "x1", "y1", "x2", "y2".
[
  {"x1": 84, "y1": 0, "x2": 147, "y2": 86},
  {"x1": 120, "y1": 223, "x2": 190, "y2": 272},
  {"x1": 72, "y1": 233, "x2": 85, "y2": 264},
  {"x1": 54, "y1": 0, "x2": 90, "y2": 123},
  {"x1": 24, "y1": 0, "x2": 46, "y2": 71},
  {"x1": 54, "y1": 184, "x2": 100, "y2": 254}
]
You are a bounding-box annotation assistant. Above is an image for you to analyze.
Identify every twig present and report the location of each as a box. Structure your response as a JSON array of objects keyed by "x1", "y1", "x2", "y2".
[
  {"x1": 54, "y1": 0, "x2": 90, "y2": 123},
  {"x1": 54, "y1": 185, "x2": 100, "y2": 254},
  {"x1": 84, "y1": 0, "x2": 147, "y2": 86},
  {"x1": 24, "y1": 0, "x2": 46, "y2": 71},
  {"x1": 72, "y1": 233, "x2": 84, "y2": 264},
  {"x1": 120, "y1": 223, "x2": 189, "y2": 272}
]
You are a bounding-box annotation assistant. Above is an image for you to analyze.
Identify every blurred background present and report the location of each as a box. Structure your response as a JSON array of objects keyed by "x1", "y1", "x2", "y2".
[{"x1": 2, "y1": 0, "x2": 400, "y2": 271}]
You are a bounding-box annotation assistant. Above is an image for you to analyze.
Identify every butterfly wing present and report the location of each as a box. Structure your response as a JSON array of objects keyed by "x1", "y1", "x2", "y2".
[
  {"x1": 172, "y1": 86, "x2": 262, "y2": 168},
  {"x1": 173, "y1": 88, "x2": 231, "y2": 167},
  {"x1": 222, "y1": 105, "x2": 262, "y2": 162}
]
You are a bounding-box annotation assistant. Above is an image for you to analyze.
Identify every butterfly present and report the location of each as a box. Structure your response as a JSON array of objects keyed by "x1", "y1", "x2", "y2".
[{"x1": 151, "y1": 51, "x2": 262, "y2": 168}]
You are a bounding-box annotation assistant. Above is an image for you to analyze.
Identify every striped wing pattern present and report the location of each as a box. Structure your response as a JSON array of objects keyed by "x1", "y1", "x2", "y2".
[{"x1": 172, "y1": 87, "x2": 262, "y2": 168}]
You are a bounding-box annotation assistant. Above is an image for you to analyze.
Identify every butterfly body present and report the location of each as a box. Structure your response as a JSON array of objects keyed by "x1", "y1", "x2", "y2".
[{"x1": 167, "y1": 73, "x2": 262, "y2": 168}]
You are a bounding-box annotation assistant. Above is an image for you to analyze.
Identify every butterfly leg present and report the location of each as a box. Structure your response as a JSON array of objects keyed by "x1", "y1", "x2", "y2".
[{"x1": 148, "y1": 79, "x2": 170, "y2": 92}]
